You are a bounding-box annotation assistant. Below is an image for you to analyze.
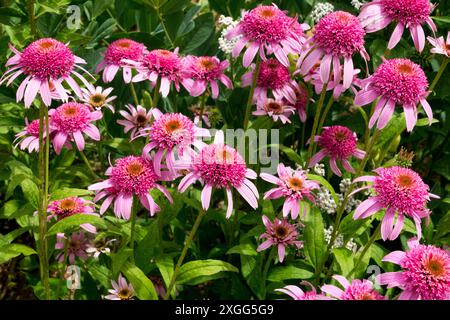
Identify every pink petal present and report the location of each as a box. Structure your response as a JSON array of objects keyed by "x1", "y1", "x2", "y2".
[{"x1": 387, "y1": 23, "x2": 404, "y2": 49}]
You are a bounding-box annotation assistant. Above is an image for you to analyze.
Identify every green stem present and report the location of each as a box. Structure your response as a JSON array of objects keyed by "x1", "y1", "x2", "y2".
[
  {"x1": 152, "y1": 78, "x2": 161, "y2": 109},
  {"x1": 157, "y1": 10, "x2": 174, "y2": 48},
  {"x1": 78, "y1": 150, "x2": 97, "y2": 178},
  {"x1": 28, "y1": 0, "x2": 37, "y2": 39},
  {"x1": 164, "y1": 209, "x2": 206, "y2": 300},
  {"x1": 263, "y1": 246, "x2": 276, "y2": 281},
  {"x1": 243, "y1": 56, "x2": 261, "y2": 130},
  {"x1": 306, "y1": 84, "x2": 328, "y2": 162},
  {"x1": 429, "y1": 58, "x2": 449, "y2": 93},
  {"x1": 313, "y1": 96, "x2": 334, "y2": 155},
  {"x1": 130, "y1": 82, "x2": 140, "y2": 107}
]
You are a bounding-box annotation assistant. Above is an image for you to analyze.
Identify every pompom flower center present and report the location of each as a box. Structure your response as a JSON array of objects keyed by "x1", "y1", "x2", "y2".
[
  {"x1": 143, "y1": 50, "x2": 181, "y2": 79},
  {"x1": 381, "y1": 0, "x2": 432, "y2": 26},
  {"x1": 397, "y1": 63, "x2": 413, "y2": 75},
  {"x1": 257, "y1": 58, "x2": 291, "y2": 89},
  {"x1": 258, "y1": 7, "x2": 277, "y2": 19},
  {"x1": 27, "y1": 119, "x2": 42, "y2": 137},
  {"x1": 126, "y1": 162, "x2": 144, "y2": 177},
  {"x1": 149, "y1": 113, "x2": 195, "y2": 149},
  {"x1": 51, "y1": 103, "x2": 92, "y2": 133},
  {"x1": 318, "y1": 126, "x2": 357, "y2": 159},
  {"x1": 104, "y1": 39, "x2": 145, "y2": 66},
  {"x1": 197, "y1": 58, "x2": 217, "y2": 71},
  {"x1": 396, "y1": 174, "x2": 414, "y2": 188},
  {"x1": 164, "y1": 119, "x2": 182, "y2": 133}
]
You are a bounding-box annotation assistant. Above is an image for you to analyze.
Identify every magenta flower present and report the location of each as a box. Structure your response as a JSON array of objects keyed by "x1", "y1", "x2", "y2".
[
  {"x1": 0, "y1": 38, "x2": 91, "y2": 107},
  {"x1": 321, "y1": 275, "x2": 385, "y2": 300},
  {"x1": 81, "y1": 85, "x2": 116, "y2": 112},
  {"x1": 49, "y1": 102, "x2": 102, "y2": 154},
  {"x1": 55, "y1": 231, "x2": 91, "y2": 264},
  {"x1": 308, "y1": 126, "x2": 366, "y2": 177},
  {"x1": 88, "y1": 156, "x2": 172, "y2": 219},
  {"x1": 298, "y1": 11, "x2": 369, "y2": 91},
  {"x1": 181, "y1": 56, "x2": 232, "y2": 99},
  {"x1": 117, "y1": 104, "x2": 152, "y2": 139},
  {"x1": 276, "y1": 282, "x2": 330, "y2": 300},
  {"x1": 352, "y1": 166, "x2": 439, "y2": 241},
  {"x1": 129, "y1": 49, "x2": 182, "y2": 97},
  {"x1": 96, "y1": 38, "x2": 146, "y2": 83},
  {"x1": 105, "y1": 274, "x2": 135, "y2": 300},
  {"x1": 293, "y1": 84, "x2": 310, "y2": 123},
  {"x1": 377, "y1": 238, "x2": 450, "y2": 300},
  {"x1": 359, "y1": 0, "x2": 436, "y2": 52},
  {"x1": 253, "y1": 98, "x2": 295, "y2": 124},
  {"x1": 175, "y1": 131, "x2": 259, "y2": 218},
  {"x1": 142, "y1": 108, "x2": 209, "y2": 176},
  {"x1": 355, "y1": 58, "x2": 431, "y2": 132},
  {"x1": 257, "y1": 215, "x2": 303, "y2": 263},
  {"x1": 427, "y1": 32, "x2": 450, "y2": 57},
  {"x1": 14, "y1": 118, "x2": 46, "y2": 153},
  {"x1": 227, "y1": 4, "x2": 306, "y2": 67},
  {"x1": 241, "y1": 58, "x2": 299, "y2": 104},
  {"x1": 260, "y1": 164, "x2": 319, "y2": 219}
]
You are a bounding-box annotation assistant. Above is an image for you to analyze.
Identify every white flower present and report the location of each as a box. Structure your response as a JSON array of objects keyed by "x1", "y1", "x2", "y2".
[
  {"x1": 313, "y1": 163, "x2": 326, "y2": 177},
  {"x1": 218, "y1": 16, "x2": 241, "y2": 54},
  {"x1": 310, "y1": 2, "x2": 334, "y2": 23},
  {"x1": 317, "y1": 186, "x2": 337, "y2": 214},
  {"x1": 351, "y1": 0, "x2": 366, "y2": 10},
  {"x1": 81, "y1": 85, "x2": 116, "y2": 112},
  {"x1": 324, "y1": 226, "x2": 358, "y2": 253}
]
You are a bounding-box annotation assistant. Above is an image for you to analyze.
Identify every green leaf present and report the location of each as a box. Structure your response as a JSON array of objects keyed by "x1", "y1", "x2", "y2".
[
  {"x1": 20, "y1": 179, "x2": 40, "y2": 209},
  {"x1": 112, "y1": 248, "x2": 133, "y2": 276},
  {"x1": 155, "y1": 256, "x2": 174, "y2": 296},
  {"x1": 332, "y1": 248, "x2": 354, "y2": 277},
  {"x1": 304, "y1": 208, "x2": 327, "y2": 271},
  {"x1": 431, "y1": 16, "x2": 450, "y2": 24},
  {"x1": 176, "y1": 259, "x2": 238, "y2": 285},
  {"x1": 0, "y1": 244, "x2": 37, "y2": 264},
  {"x1": 279, "y1": 145, "x2": 303, "y2": 165},
  {"x1": 50, "y1": 188, "x2": 93, "y2": 200},
  {"x1": 183, "y1": 13, "x2": 214, "y2": 53},
  {"x1": 307, "y1": 174, "x2": 339, "y2": 205},
  {"x1": 47, "y1": 214, "x2": 108, "y2": 235},
  {"x1": 267, "y1": 265, "x2": 314, "y2": 282},
  {"x1": 121, "y1": 261, "x2": 158, "y2": 300},
  {"x1": 0, "y1": 227, "x2": 32, "y2": 246},
  {"x1": 226, "y1": 244, "x2": 258, "y2": 256}
]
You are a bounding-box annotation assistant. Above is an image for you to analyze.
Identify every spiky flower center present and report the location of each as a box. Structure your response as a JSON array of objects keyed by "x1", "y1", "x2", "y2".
[
  {"x1": 89, "y1": 94, "x2": 106, "y2": 108},
  {"x1": 257, "y1": 58, "x2": 290, "y2": 89},
  {"x1": 143, "y1": 50, "x2": 181, "y2": 79},
  {"x1": 427, "y1": 258, "x2": 445, "y2": 277},
  {"x1": 59, "y1": 198, "x2": 77, "y2": 211},
  {"x1": 198, "y1": 58, "x2": 217, "y2": 71},
  {"x1": 136, "y1": 114, "x2": 148, "y2": 126},
  {"x1": 51, "y1": 102, "x2": 92, "y2": 133},
  {"x1": 381, "y1": 0, "x2": 432, "y2": 26},
  {"x1": 27, "y1": 119, "x2": 42, "y2": 137},
  {"x1": 274, "y1": 225, "x2": 288, "y2": 239},
  {"x1": 126, "y1": 162, "x2": 144, "y2": 177},
  {"x1": 318, "y1": 125, "x2": 357, "y2": 159},
  {"x1": 105, "y1": 39, "x2": 145, "y2": 65},
  {"x1": 265, "y1": 101, "x2": 284, "y2": 114},
  {"x1": 149, "y1": 113, "x2": 195, "y2": 149},
  {"x1": 118, "y1": 288, "x2": 133, "y2": 300}
]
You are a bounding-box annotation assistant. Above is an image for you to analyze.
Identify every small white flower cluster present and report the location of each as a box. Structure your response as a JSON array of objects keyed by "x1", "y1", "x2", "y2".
[
  {"x1": 317, "y1": 186, "x2": 337, "y2": 214},
  {"x1": 338, "y1": 178, "x2": 361, "y2": 213},
  {"x1": 351, "y1": 0, "x2": 366, "y2": 10},
  {"x1": 218, "y1": 15, "x2": 241, "y2": 54},
  {"x1": 313, "y1": 163, "x2": 326, "y2": 177},
  {"x1": 324, "y1": 226, "x2": 358, "y2": 252},
  {"x1": 310, "y1": 2, "x2": 334, "y2": 23}
]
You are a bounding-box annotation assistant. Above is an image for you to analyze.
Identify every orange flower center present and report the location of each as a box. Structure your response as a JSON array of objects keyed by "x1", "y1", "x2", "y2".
[
  {"x1": 89, "y1": 94, "x2": 105, "y2": 107},
  {"x1": 117, "y1": 41, "x2": 131, "y2": 49},
  {"x1": 334, "y1": 131, "x2": 347, "y2": 142},
  {"x1": 259, "y1": 8, "x2": 276, "y2": 19},
  {"x1": 396, "y1": 174, "x2": 414, "y2": 188},
  {"x1": 426, "y1": 258, "x2": 445, "y2": 277},
  {"x1": 287, "y1": 177, "x2": 304, "y2": 191},
  {"x1": 397, "y1": 63, "x2": 413, "y2": 75},
  {"x1": 59, "y1": 199, "x2": 77, "y2": 211},
  {"x1": 198, "y1": 58, "x2": 216, "y2": 70},
  {"x1": 39, "y1": 40, "x2": 55, "y2": 51},
  {"x1": 118, "y1": 288, "x2": 133, "y2": 300},
  {"x1": 127, "y1": 162, "x2": 144, "y2": 177},
  {"x1": 63, "y1": 106, "x2": 78, "y2": 117}
]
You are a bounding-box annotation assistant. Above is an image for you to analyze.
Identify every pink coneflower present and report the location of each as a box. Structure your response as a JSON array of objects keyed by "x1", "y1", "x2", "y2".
[
  {"x1": 321, "y1": 275, "x2": 385, "y2": 300},
  {"x1": 105, "y1": 274, "x2": 135, "y2": 300},
  {"x1": 257, "y1": 215, "x2": 303, "y2": 263},
  {"x1": 96, "y1": 38, "x2": 146, "y2": 83},
  {"x1": 227, "y1": 4, "x2": 306, "y2": 67},
  {"x1": 352, "y1": 166, "x2": 439, "y2": 241},
  {"x1": 13, "y1": 118, "x2": 46, "y2": 153},
  {"x1": 359, "y1": 0, "x2": 436, "y2": 52},
  {"x1": 260, "y1": 163, "x2": 319, "y2": 219},
  {"x1": 47, "y1": 197, "x2": 98, "y2": 234},
  {"x1": 49, "y1": 102, "x2": 102, "y2": 154},
  {"x1": 253, "y1": 98, "x2": 295, "y2": 124},
  {"x1": 55, "y1": 231, "x2": 91, "y2": 264},
  {"x1": 142, "y1": 108, "x2": 209, "y2": 176},
  {"x1": 427, "y1": 32, "x2": 450, "y2": 57},
  {"x1": 308, "y1": 126, "x2": 366, "y2": 177},
  {"x1": 293, "y1": 84, "x2": 310, "y2": 123},
  {"x1": 129, "y1": 49, "x2": 182, "y2": 97},
  {"x1": 117, "y1": 104, "x2": 152, "y2": 139},
  {"x1": 181, "y1": 56, "x2": 232, "y2": 99},
  {"x1": 242, "y1": 58, "x2": 299, "y2": 104},
  {"x1": 0, "y1": 38, "x2": 91, "y2": 107},
  {"x1": 175, "y1": 131, "x2": 259, "y2": 218},
  {"x1": 354, "y1": 58, "x2": 431, "y2": 132},
  {"x1": 81, "y1": 85, "x2": 116, "y2": 112},
  {"x1": 88, "y1": 156, "x2": 172, "y2": 219},
  {"x1": 308, "y1": 65, "x2": 362, "y2": 99},
  {"x1": 276, "y1": 281, "x2": 330, "y2": 300},
  {"x1": 377, "y1": 238, "x2": 450, "y2": 300},
  {"x1": 298, "y1": 11, "x2": 368, "y2": 91}
]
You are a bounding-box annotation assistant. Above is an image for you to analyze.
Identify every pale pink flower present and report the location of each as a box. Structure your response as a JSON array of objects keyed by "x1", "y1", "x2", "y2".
[
  {"x1": 298, "y1": 11, "x2": 369, "y2": 91},
  {"x1": 260, "y1": 163, "x2": 319, "y2": 219},
  {"x1": 88, "y1": 156, "x2": 172, "y2": 219},
  {"x1": 257, "y1": 215, "x2": 303, "y2": 263},
  {"x1": 352, "y1": 166, "x2": 439, "y2": 241},
  {"x1": 14, "y1": 118, "x2": 46, "y2": 153},
  {"x1": 105, "y1": 274, "x2": 135, "y2": 300},
  {"x1": 354, "y1": 58, "x2": 431, "y2": 132},
  {"x1": 49, "y1": 102, "x2": 102, "y2": 154},
  {"x1": 175, "y1": 131, "x2": 259, "y2": 218},
  {"x1": 0, "y1": 38, "x2": 91, "y2": 107},
  {"x1": 359, "y1": 0, "x2": 436, "y2": 52},
  {"x1": 117, "y1": 104, "x2": 152, "y2": 139},
  {"x1": 86, "y1": 239, "x2": 115, "y2": 258},
  {"x1": 309, "y1": 126, "x2": 366, "y2": 177},
  {"x1": 81, "y1": 84, "x2": 116, "y2": 112},
  {"x1": 293, "y1": 84, "x2": 311, "y2": 123},
  {"x1": 96, "y1": 38, "x2": 146, "y2": 83},
  {"x1": 377, "y1": 238, "x2": 450, "y2": 300},
  {"x1": 276, "y1": 281, "x2": 330, "y2": 300},
  {"x1": 55, "y1": 231, "x2": 91, "y2": 264},
  {"x1": 253, "y1": 98, "x2": 295, "y2": 124},
  {"x1": 321, "y1": 275, "x2": 385, "y2": 300},
  {"x1": 427, "y1": 32, "x2": 450, "y2": 57},
  {"x1": 181, "y1": 56, "x2": 232, "y2": 99},
  {"x1": 227, "y1": 4, "x2": 307, "y2": 67}
]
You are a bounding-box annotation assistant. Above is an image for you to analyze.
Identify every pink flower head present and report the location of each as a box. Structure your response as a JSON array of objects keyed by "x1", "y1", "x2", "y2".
[
  {"x1": 257, "y1": 215, "x2": 303, "y2": 263},
  {"x1": 427, "y1": 32, "x2": 450, "y2": 57},
  {"x1": 81, "y1": 84, "x2": 116, "y2": 112},
  {"x1": 308, "y1": 126, "x2": 366, "y2": 177},
  {"x1": 105, "y1": 274, "x2": 135, "y2": 300},
  {"x1": 276, "y1": 281, "x2": 330, "y2": 300},
  {"x1": 227, "y1": 4, "x2": 307, "y2": 67},
  {"x1": 142, "y1": 108, "x2": 209, "y2": 176},
  {"x1": 260, "y1": 163, "x2": 319, "y2": 219},
  {"x1": 117, "y1": 104, "x2": 152, "y2": 139},
  {"x1": 298, "y1": 11, "x2": 368, "y2": 91},
  {"x1": 321, "y1": 275, "x2": 385, "y2": 300},
  {"x1": 0, "y1": 38, "x2": 91, "y2": 107},
  {"x1": 377, "y1": 238, "x2": 450, "y2": 300},
  {"x1": 130, "y1": 49, "x2": 182, "y2": 97},
  {"x1": 253, "y1": 98, "x2": 295, "y2": 124},
  {"x1": 88, "y1": 155, "x2": 172, "y2": 219},
  {"x1": 354, "y1": 58, "x2": 431, "y2": 132},
  {"x1": 55, "y1": 231, "x2": 91, "y2": 264},
  {"x1": 352, "y1": 166, "x2": 439, "y2": 241},
  {"x1": 242, "y1": 58, "x2": 299, "y2": 104},
  {"x1": 96, "y1": 38, "x2": 146, "y2": 83},
  {"x1": 175, "y1": 131, "x2": 259, "y2": 218},
  {"x1": 181, "y1": 55, "x2": 232, "y2": 99},
  {"x1": 293, "y1": 84, "x2": 310, "y2": 123},
  {"x1": 47, "y1": 197, "x2": 98, "y2": 234},
  {"x1": 359, "y1": 0, "x2": 437, "y2": 52},
  {"x1": 14, "y1": 118, "x2": 46, "y2": 153},
  {"x1": 49, "y1": 102, "x2": 102, "y2": 154}
]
